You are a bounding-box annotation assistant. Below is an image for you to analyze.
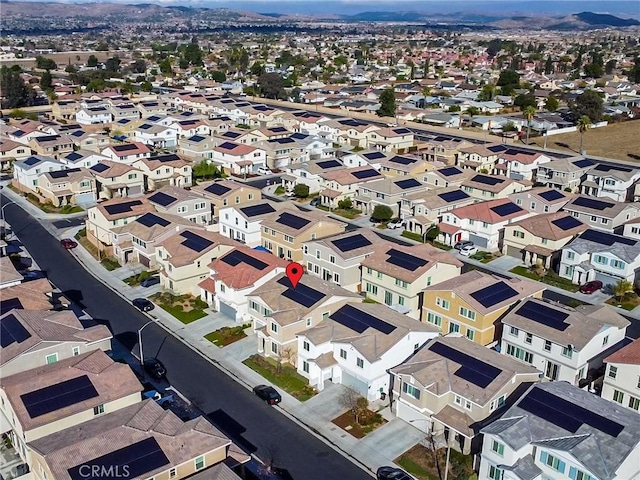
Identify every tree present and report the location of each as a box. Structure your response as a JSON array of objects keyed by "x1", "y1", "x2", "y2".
[
  {"x1": 467, "y1": 106, "x2": 480, "y2": 117},
  {"x1": 182, "y1": 43, "x2": 203, "y2": 66},
  {"x1": 293, "y1": 183, "x2": 310, "y2": 198},
  {"x1": 571, "y1": 89, "x2": 603, "y2": 122},
  {"x1": 577, "y1": 115, "x2": 591, "y2": 154},
  {"x1": 627, "y1": 56, "x2": 640, "y2": 83},
  {"x1": 583, "y1": 62, "x2": 603, "y2": 78},
  {"x1": 544, "y1": 56, "x2": 554, "y2": 74},
  {"x1": 86, "y1": 78, "x2": 106, "y2": 92},
  {"x1": 158, "y1": 58, "x2": 173, "y2": 76},
  {"x1": 502, "y1": 121, "x2": 518, "y2": 132},
  {"x1": 86, "y1": 54, "x2": 98, "y2": 67},
  {"x1": 130, "y1": 59, "x2": 147, "y2": 74},
  {"x1": 258, "y1": 73, "x2": 285, "y2": 100},
  {"x1": 612, "y1": 279, "x2": 633, "y2": 303},
  {"x1": 371, "y1": 205, "x2": 393, "y2": 222},
  {"x1": 545, "y1": 96, "x2": 559, "y2": 112},
  {"x1": 514, "y1": 94, "x2": 536, "y2": 109},
  {"x1": 523, "y1": 106, "x2": 536, "y2": 144},
  {"x1": 65, "y1": 64, "x2": 77, "y2": 74},
  {"x1": 141, "y1": 81, "x2": 153, "y2": 92},
  {"x1": 9, "y1": 109, "x2": 38, "y2": 120},
  {"x1": 0, "y1": 66, "x2": 36, "y2": 109},
  {"x1": 605, "y1": 59, "x2": 617, "y2": 75},
  {"x1": 35, "y1": 56, "x2": 57, "y2": 70},
  {"x1": 377, "y1": 87, "x2": 396, "y2": 118},
  {"x1": 338, "y1": 388, "x2": 366, "y2": 424},
  {"x1": 250, "y1": 61, "x2": 265, "y2": 76},
  {"x1": 496, "y1": 69, "x2": 520, "y2": 88},
  {"x1": 104, "y1": 56, "x2": 121, "y2": 73},
  {"x1": 337, "y1": 197, "x2": 353, "y2": 210},
  {"x1": 40, "y1": 70, "x2": 52, "y2": 91},
  {"x1": 478, "y1": 83, "x2": 495, "y2": 101},
  {"x1": 210, "y1": 70, "x2": 226, "y2": 82}
]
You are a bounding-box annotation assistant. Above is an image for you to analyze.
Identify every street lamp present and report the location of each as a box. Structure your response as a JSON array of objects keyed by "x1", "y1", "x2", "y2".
[
  {"x1": 138, "y1": 319, "x2": 157, "y2": 366},
  {"x1": 1, "y1": 201, "x2": 16, "y2": 237}
]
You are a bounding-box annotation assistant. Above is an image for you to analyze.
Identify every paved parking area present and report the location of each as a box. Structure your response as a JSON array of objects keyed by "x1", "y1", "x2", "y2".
[
  {"x1": 357, "y1": 418, "x2": 426, "y2": 470},
  {"x1": 290, "y1": 383, "x2": 350, "y2": 422}
]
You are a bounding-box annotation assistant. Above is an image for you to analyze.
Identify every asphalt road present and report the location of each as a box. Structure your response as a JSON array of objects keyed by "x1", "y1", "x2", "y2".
[{"x1": 2, "y1": 200, "x2": 373, "y2": 480}]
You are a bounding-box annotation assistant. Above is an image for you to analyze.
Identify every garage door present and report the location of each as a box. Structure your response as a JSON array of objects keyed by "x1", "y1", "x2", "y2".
[
  {"x1": 506, "y1": 245, "x2": 523, "y2": 259},
  {"x1": 468, "y1": 234, "x2": 488, "y2": 249},
  {"x1": 594, "y1": 272, "x2": 617, "y2": 289},
  {"x1": 341, "y1": 371, "x2": 369, "y2": 397},
  {"x1": 138, "y1": 254, "x2": 150, "y2": 267},
  {"x1": 219, "y1": 301, "x2": 237, "y2": 320}
]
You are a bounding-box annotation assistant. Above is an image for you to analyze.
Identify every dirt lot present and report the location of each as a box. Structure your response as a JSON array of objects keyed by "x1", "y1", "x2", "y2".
[{"x1": 530, "y1": 120, "x2": 640, "y2": 162}]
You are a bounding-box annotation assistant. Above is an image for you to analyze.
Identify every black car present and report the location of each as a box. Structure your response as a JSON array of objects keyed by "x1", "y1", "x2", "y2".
[
  {"x1": 140, "y1": 276, "x2": 160, "y2": 288},
  {"x1": 253, "y1": 385, "x2": 282, "y2": 405},
  {"x1": 454, "y1": 240, "x2": 474, "y2": 251},
  {"x1": 133, "y1": 298, "x2": 154, "y2": 312},
  {"x1": 309, "y1": 197, "x2": 321, "y2": 207},
  {"x1": 143, "y1": 358, "x2": 167, "y2": 380},
  {"x1": 376, "y1": 466, "x2": 414, "y2": 480}
]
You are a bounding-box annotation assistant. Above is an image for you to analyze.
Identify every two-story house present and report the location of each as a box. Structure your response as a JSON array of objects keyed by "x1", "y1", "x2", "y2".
[
  {"x1": 502, "y1": 212, "x2": 588, "y2": 268},
  {"x1": 76, "y1": 106, "x2": 113, "y2": 125},
  {"x1": 422, "y1": 271, "x2": 544, "y2": 345},
  {"x1": 282, "y1": 158, "x2": 345, "y2": 194},
  {"x1": 191, "y1": 180, "x2": 261, "y2": 218},
  {"x1": 494, "y1": 150, "x2": 551, "y2": 181},
  {"x1": 12, "y1": 155, "x2": 66, "y2": 194},
  {"x1": 178, "y1": 134, "x2": 216, "y2": 160},
  {"x1": 133, "y1": 153, "x2": 193, "y2": 190},
  {"x1": 297, "y1": 302, "x2": 440, "y2": 401},
  {"x1": 59, "y1": 149, "x2": 109, "y2": 170},
  {"x1": 0, "y1": 309, "x2": 112, "y2": 378},
  {"x1": 0, "y1": 278, "x2": 57, "y2": 314},
  {"x1": 89, "y1": 160, "x2": 145, "y2": 199},
  {"x1": 478, "y1": 381, "x2": 640, "y2": 480},
  {"x1": 260, "y1": 208, "x2": 347, "y2": 262},
  {"x1": 0, "y1": 138, "x2": 31, "y2": 171},
  {"x1": 403, "y1": 187, "x2": 476, "y2": 238},
  {"x1": 562, "y1": 195, "x2": 640, "y2": 233},
  {"x1": 423, "y1": 166, "x2": 476, "y2": 190},
  {"x1": 501, "y1": 298, "x2": 629, "y2": 384},
  {"x1": 559, "y1": 229, "x2": 640, "y2": 287},
  {"x1": 536, "y1": 156, "x2": 595, "y2": 192},
  {"x1": 355, "y1": 176, "x2": 427, "y2": 218},
  {"x1": 361, "y1": 243, "x2": 463, "y2": 319},
  {"x1": 199, "y1": 246, "x2": 289, "y2": 321},
  {"x1": 390, "y1": 335, "x2": 540, "y2": 454},
  {"x1": 509, "y1": 187, "x2": 574, "y2": 214},
  {"x1": 461, "y1": 174, "x2": 530, "y2": 201},
  {"x1": 29, "y1": 134, "x2": 75, "y2": 159},
  {"x1": 101, "y1": 142, "x2": 152, "y2": 165},
  {"x1": 318, "y1": 166, "x2": 385, "y2": 208},
  {"x1": 211, "y1": 141, "x2": 267, "y2": 176},
  {"x1": 132, "y1": 123, "x2": 178, "y2": 149},
  {"x1": 580, "y1": 163, "x2": 640, "y2": 202},
  {"x1": 457, "y1": 144, "x2": 501, "y2": 172},
  {"x1": 366, "y1": 127, "x2": 415, "y2": 152},
  {"x1": 248, "y1": 273, "x2": 361, "y2": 362},
  {"x1": 377, "y1": 154, "x2": 431, "y2": 178},
  {"x1": 218, "y1": 200, "x2": 287, "y2": 247},
  {"x1": 147, "y1": 186, "x2": 212, "y2": 225},
  {"x1": 37, "y1": 167, "x2": 96, "y2": 207},
  {"x1": 602, "y1": 338, "x2": 640, "y2": 413},
  {"x1": 303, "y1": 229, "x2": 384, "y2": 292}
]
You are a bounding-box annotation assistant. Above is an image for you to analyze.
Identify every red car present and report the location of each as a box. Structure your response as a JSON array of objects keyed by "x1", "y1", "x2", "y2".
[
  {"x1": 579, "y1": 280, "x2": 603, "y2": 294},
  {"x1": 60, "y1": 238, "x2": 78, "y2": 249}
]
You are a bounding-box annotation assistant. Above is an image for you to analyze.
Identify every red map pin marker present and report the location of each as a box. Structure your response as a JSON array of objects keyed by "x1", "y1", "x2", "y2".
[{"x1": 286, "y1": 262, "x2": 304, "y2": 288}]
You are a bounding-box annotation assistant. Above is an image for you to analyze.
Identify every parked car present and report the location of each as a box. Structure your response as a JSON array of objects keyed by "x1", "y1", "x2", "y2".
[
  {"x1": 387, "y1": 219, "x2": 405, "y2": 230},
  {"x1": 143, "y1": 358, "x2": 167, "y2": 380},
  {"x1": 376, "y1": 466, "x2": 413, "y2": 480},
  {"x1": 459, "y1": 245, "x2": 478, "y2": 257},
  {"x1": 370, "y1": 217, "x2": 382, "y2": 225},
  {"x1": 454, "y1": 240, "x2": 474, "y2": 251},
  {"x1": 579, "y1": 280, "x2": 603, "y2": 294},
  {"x1": 133, "y1": 298, "x2": 154, "y2": 312},
  {"x1": 140, "y1": 276, "x2": 160, "y2": 288},
  {"x1": 253, "y1": 384, "x2": 282, "y2": 405},
  {"x1": 309, "y1": 197, "x2": 321, "y2": 207},
  {"x1": 257, "y1": 167, "x2": 273, "y2": 175},
  {"x1": 285, "y1": 190, "x2": 296, "y2": 197},
  {"x1": 60, "y1": 238, "x2": 78, "y2": 249},
  {"x1": 20, "y1": 270, "x2": 46, "y2": 281}
]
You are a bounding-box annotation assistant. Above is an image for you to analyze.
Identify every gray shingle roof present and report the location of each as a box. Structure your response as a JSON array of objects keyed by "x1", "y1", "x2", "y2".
[{"x1": 499, "y1": 454, "x2": 541, "y2": 480}]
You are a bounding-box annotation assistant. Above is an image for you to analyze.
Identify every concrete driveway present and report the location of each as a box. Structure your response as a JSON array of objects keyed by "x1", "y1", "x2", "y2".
[
  {"x1": 357, "y1": 418, "x2": 426, "y2": 470},
  {"x1": 290, "y1": 382, "x2": 350, "y2": 422}
]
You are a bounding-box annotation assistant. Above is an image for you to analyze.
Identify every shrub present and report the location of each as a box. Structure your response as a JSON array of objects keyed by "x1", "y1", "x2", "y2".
[
  {"x1": 338, "y1": 197, "x2": 353, "y2": 209},
  {"x1": 293, "y1": 183, "x2": 310, "y2": 198},
  {"x1": 371, "y1": 205, "x2": 393, "y2": 222}
]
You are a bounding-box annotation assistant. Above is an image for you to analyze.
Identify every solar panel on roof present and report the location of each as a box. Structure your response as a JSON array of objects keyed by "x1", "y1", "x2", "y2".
[
  {"x1": 593, "y1": 164, "x2": 632, "y2": 173},
  {"x1": 332, "y1": 234, "x2": 372, "y2": 253},
  {"x1": 148, "y1": 192, "x2": 177, "y2": 207},
  {"x1": 0, "y1": 314, "x2": 31, "y2": 348},
  {"x1": 50, "y1": 168, "x2": 80, "y2": 179},
  {"x1": 180, "y1": 231, "x2": 213, "y2": 252},
  {"x1": 552, "y1": 216, "x2": 583, "y2": 231},
  {"x1": 331, "y1": 304, "x2": 396, "y2": 334},
  {"x1": 219, "y1": 141, "x2": 238, "y2": 150},
  {"x1": 150, "y1": 154, "x2": 181, "y2": 163},
  {"x1": 393, "y1": 128, "x2": 411, "y2": 134},
  {"x1": 223, "y1": 131, "x2": 241, "y2": 138},
  {"x1": 518, "y1": 387, "x2": 624, "y2": 437},
  {"x1": 67, "y1": 437, "x2": 170, "y2": 480},
  {"x1": 204, "y1": 183, "x2": 231, "y2": 196},
  {"x1": 113, "y1": 144, "x2": 137, "y2": 152},
  {"x1": 221, "y1": 250, "x2": 268, "y2": 270},
  {"x1": 136, "y1": 213, "x2": 170, "y2": 228},
  {"x1": 471, "y1": 174, "x2": 503, "y2": 186},
  {"x1": 580, "y1": 229, "x2": 636, "y2": 246},
  {"x1": 65, "y1": 152, "x2": 83, "y2": 161},
  {"x1": 395, "y1": 178, "x2": 422, "y2": 190},
  {"x1": 573, "y1": 159, "x2": 594, "y2": 168},
  {"x1": 269, "y1": 127, "x2": 287, "y2": 133},
  {"x1": 389, "y1": 156, "x2": 415, "y2": 165},
  {"x1": 189, "y1": 135, "x2": 205, "y2": 142},
  {"x1": 487, "y1": 145, "x2": 507, "y2": 153},
  {"x1": 439, "y1": 167, "x2": 462, "y2": 177},
  {"x1": 139, "y1": 124, "x2": 152, "y2": 130},
  {"x1": 90, "y1": 163, "x2": 109, "y2": 173},
  {"x1": 364, "y1": 152, "x2": 386, "y2": 160},
  {"x1": 103, "y1": 200, "x2": 143, "y2": 215},
  {"x1": 539, "y1": 189, "x2": 564, "y2": 202},
  {"x1": 572, "y1": 197, "x2": 614, "y2": 211},
  {"x1": 21, "y1": 375, "x2": 99, "y2": 418},
  {"x1": 70, "y1": 130, "x2": 84, "y2": 137},
  {"x1": 438, "y1": 190, "x2": 469, "y2": 203},
  {"x1": 491, "y1": 203, "x2": 523, "y2": 217},
  {"x1": 276, "y1": 212, "x2": 310, "y2": 230},
  {"x1": 271, "y1": 137, "x2": 295, "y2": 144},
  {"x1": 386, "y1": 248, "x2": 427, "y2": 271},
  {"x1": 277, "y1": 277, "x2": 325, "y2": 308},
  {"x1": 428, "y1": 342, "x2": 501, "y2": 388},
  {"x1": 352, "y1": 169, "x2": 380, "y2": 179},
  {"x1": 470, "y1": 281, "x2": 519, "y2": 308},
  {"x1": 317, "y1": 160, "x2": 342, "y2": 169},
  {"x1": 516, "y1": 300, "x2": 569, "y2": 331},
  {"x1": 24, "y1": 157, "x2": 41, "y2": 166},
  {"x1": 0, "y1": 298, "x2": 23, "y2": 315},
  {"x1": 291, "y1": 133, "x2": 308, "y2": 140},
  {"x1": 241, "y1": 204, "x2": 275, "y2": 217}
]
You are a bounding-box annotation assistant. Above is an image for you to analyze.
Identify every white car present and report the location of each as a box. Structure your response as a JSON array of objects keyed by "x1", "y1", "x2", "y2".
[
  {"x1": 459, "y1": 245, "x2": 478, "y2": 256},
  {"x1": 257, "y1": 167, "x2": 273, "y2": 175},
  {"x1": 387, "y1": 219, "x2": 405, "y2": 230},
  {"x1": 285, "y1": 190, "x2": 296, "y2": 197}
]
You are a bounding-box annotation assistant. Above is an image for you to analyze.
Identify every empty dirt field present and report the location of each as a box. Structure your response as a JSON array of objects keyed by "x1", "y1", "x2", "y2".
[{"x1": 530, "y1": 120, "x2": 640, "y2": 162}]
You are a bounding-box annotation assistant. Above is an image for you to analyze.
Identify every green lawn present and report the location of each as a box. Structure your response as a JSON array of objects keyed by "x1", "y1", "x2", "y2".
[
  {"x1": 274, "y1": 186, "x2": 285, "y2": 195},
  {"x1": 205, "y1": 324, "x2": 250, "y2": 346},
  {"x1": 470, "y1": 251, "x2": 497, "y2": 263},
  {"x1": 160, "y1": 304, "x2": 207, "y2": 324},
  {"x1": 606, "y1": 293, "x2": 640, "y2": 311},
  {"x1": 510, "y1": 266, "x2": 579, "y2": 292},
  {"x1": 243, "y1": 354, "x2": 316, "y2": 401},
  {"x1": 150, "y1": 292, "x2": 208, "y2": 324},
  {"x1": 124, "y1": 270, "x2": 157, "y2": 286},
  {"x1": 100, "y1": 257, "x2": 121, "y2": 271},
  {"x1": 401, "y1": 230, "x2": 423, "y2": 243}
]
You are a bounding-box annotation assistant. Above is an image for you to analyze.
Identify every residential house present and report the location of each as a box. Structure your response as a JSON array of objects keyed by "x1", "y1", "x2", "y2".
[
  {"x1": 66, "y1": 130, "x2": 111, "y2": 153},
  {"x1": 132, "y1": 123, "x2": 178, "y2": 149},
  {"x1": 402, "y1": 187, "x2": 476, "y2": 238},
  {"x1": 0, "y1": 278, "x2": 58, "y2": 314},
  {"x1": 623, "y1": 217, "x2": 640, "y2": 240},
  {"x1": 502, "y1": 212, "x2": 588, "y2": 268},
  {"x1": 559, "y1": 228, "x2": 640, "y2": 287},
  {"x1": 90, "y1": 160, "x2": 145, "y2": 199},
  {"x1": 330, "y1": 118, "x2": 380, "y2": 148},
  {"x1": 169, "y1": 119, "x2": 212, "y2": 139},
  {"x1": 422, "y1": 271, "x2": 544, "y2": 345},
  {"x1": 211, "y1": 141, "x2": 267, "y2": 176},
  {"x1": 423, "y1": 166, "x2": 476, "y2": 189},
  {"x1": 51, "y1": 99, "x2": 80, "y2": 121},
  {"x1": 562, "y1": 195, "x2": 640, "y2": 233},
  {"x1": 500, "y1": 298, "x2": 629, "y2": 384},
  {"x1": 260, "y1": 208, "x2": 347, "y2": 262},
  {"x1": 0, "y1": 137, "x2": 31, "y2": 171},
  {"x1": 218, "y1": 200, "x2": 287, "y2": 247},
  {"x1": 148, "y1": 186, "x2": 212, "y2": 225},
  {"x1": 438, "y1": 198, "x2": 532, "y2": 250},
  {"x1": 75, "y1": 106, "x2": 112, "y2": 125},
  {"x1": 59, "y1": 149, "x2": 108, "y2": 169},
  {"x1": 0, "y1": 257, "x2": 23, "y2": 289},
  {"x1": 366, "y1": 127, "x2": 415, "y2": 152},
  {"x1": 303, "y1": 229, "x2": 384, "y2": 292},
  {"x1": 138, "y1": 100, "x2": 169, "y2": 117},
  {"x1": 248, "y1": 273, "x2": 361, "y2": 361},
  {"x1": 178, "y1": 134, "x2": 216, "y2": 160},
  {"x1": 494, "y1": 150, "x2": 551, "y2": 181},
  {"x1": 191, "y1": 180, "x2": 261, "y2": 218},
  {"x1": 109, "y1": 103, "x2": 141, "y2": 123},
  {"x1": 377, "y1": 154, "x2": 431, "y2": 178},
  {"x1": 133, "y1": 153, "x2": 193, "y2": 190},
  {"x1": 461, "y1": 174, "x2": 530, "y2": 201},
  {"x1": 536, "y1": 156, "x2": 595, "y2": 192},
  {"x1": 297, "y1": 302, "x2": 439, "y2": 400},
  {"x1": 361, "y1": 243, "x2": 463, "y2": 319},
  {"x1": 478, "y1": 382, "x2": 640, "y2": 480},
  {"x1": 318, "y1": 165, "x2": 385, "y2": 208},
  {"x1": 28, "y1": 134, "x2": 75, "y2": 159},
  {"x1": 355, "y1": 176, "x2": 427, "y2": 217},
  {"x1": 602, "y1": 338, "x2": 640, "y2": 413},
  {"x1": 0, "y1": 350, "x2": 142, "y2": 465},
  {"x1": 420, "y1": 136, "x2": 471, "y2": 166},
  {"x1": 12, "y1": 155, "x2": 66, "y2": 194},
  {"x1": 580, "y1": 163, "x2": 640, "y2": 202},
  {"x1": 199, "y1": 246, "x2": 289, "y2": 321},
  {"x1": 389, "y1": 335, "x2": 540, "y2": 454},
  {"x1": 509, "y1": 187, "x2": 574, "y2": 214},
  {"x1": 101, "y1": 142, "x2": 152, "y2": 165},
  {"x1": 28, "y1": 399, "x2": 249, "y2": 480},
  {"x1": 282, "y1": 158, "x2": 345, "y2": 194},
  {"x1": 457, "y1": 144, "x2": 501, "y2": 172},
  {"x1": 37, "y1": 167, "x2": 96, "y2": 207},
  {"x1": 0, "y1": 309, "x2": 112, "y2": 378}
]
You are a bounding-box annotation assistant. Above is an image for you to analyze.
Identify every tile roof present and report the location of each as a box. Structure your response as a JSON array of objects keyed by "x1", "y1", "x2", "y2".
[
  {"x1": 159, "y1": 229, "x2": 240, "y2": 268},
  {"x1": 209, "y1": 246, "x2": 288, "y2": 290},
  {"x1": 313, "y1": 229, "x2": 384, "y2": 260},
  {"x1": 0, "y1": 256, "x2": 22, "y2": 284},
  {"x1": 0, "y1": 278, "x2": 54, "y2": 312},
  {"x1": 260, "y1": 208, "x2": 345, "y2": 237},
  {"x1": 510, "y1": 211, "x2": 588, "y2": 240},
  {"x1": 447, "y1": 198, "x2": 529, "y2": 224},
  {"x1": 604, "y1": 337, "x2": 640, "y2": 365}
]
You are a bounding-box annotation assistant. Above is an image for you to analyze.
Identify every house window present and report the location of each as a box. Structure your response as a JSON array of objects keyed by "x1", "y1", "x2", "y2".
[
  {"x1": 569, "y1": 467, "x2": 595, "y2": 480},
  {"x1": 46, "y1": 353, "x2": 58, "y2": 364},
  {"x1": 219, "y1": 284, "x2": 225, "y2": 293},
  {"x1": 93, "y1": 404, "x2": 105, "y2": 415},
  {"x1": 306, "y1": 318, "x2": 312, "y2": 327},
  {"x1": 303, "y1": 361, "x2": 309, "y2": 373},
  {"x1": 322, "y1": 312, "x2": 330, "y2": 321},
  {"x1": 541, "y1": 238, "x2": 549, "y2": 245},
  {"x1": 427, "y1": 312, "x2": 442, "y2": 327},
  {"x1": 530, "y1": 202, "x2": 536, "y2": 209},
  {"x1": 628, "y1": 396, "x2": 640, "y2": 411},
  {"x1": 395, "y1": 278, "x2": 408, "y2": 288},
  {"x1": 235, "y1": 196, "x2": 240, "y2": 204},
  {"x1": 459, "y1": 307, "x2": 476, "y2": 320},
  {"x1": 524, "y1": 332, "x2": 532, "y2": 344},
  {"x1": 454, "y1": 395, "x2": 463, "y2": 405},
  {"x1": 356, "y1": 357, "x2": 364, "y2": 368},
  {"x1": 561, "y1": 346, "x2": 573, "y2": 358},
  {"x1": 610, "y1": 259, "x2": 625, "y2": 269},
  {"x1": 315, "y1": 250, "x2": 321, "y2": 259},
  {"x1": 339, "y1": 349, "x2": 347, "y2": 359},
  {"x1": 248, "y1": 193, "x2": 254, "y2": 200},
  {"x1": 613, "y1": 390, "x2": 624, "y2": 403},
  {"x1": 366, "y1": 267, "x2": 372, "y2": 275},
  {"x1": 284, "y1": 235, "x2": 294, "y2": 243},
  {"x1": 303, "y1": 341, "x2": 310, "y2": 351},
  {"x1": 544, "y1": 340, "x2": 552, "y2": 351},
  {"x1": 377, "y1": 271, "x2": 383, "y2": 279},
  {"x1": 593, "y1": 255, "x2": 608, "y2": 265},
  {"x1": 398, "y1": 296, "x2": 405, "y2": 306},
  {"x1": 402, "y1": 382, "x2": 421, "y2": 400},
  {"x1": 271, "y1": 343, "x2": 279, "y2": 355},
  {"x1": 516, "y1": 198, "x2": 523, "y2": 205},
  {"x1": 540, "y1": 451, "x2": 566, "y2": 473},
  {"x1": 270, "y1": 322, "x2": 278, "y2": 333},
  {"x1": 567, "y1": 251, "x2": 575, "y2": 260},
  {"x1": 506, "y1": 344, "x2": 533, "y2": 363},
  {"x1": 466, "y1": 329, "x2": 475, "y2": 341},
  {"x1": 603, "y1": 335, "x2": 609, "y2": 346},
  {"x1": 449, "y1": 322, "x2": 460, "y2": 333},
  {"x1": 491, "y1": 440, "x2": 505, "y2": 456},
  {"x1": 608, "y1": 365, "x2": 617, "y2": 379},
  {"x1": 509, "y1": 326, "x2": 519, "y2": 336},
  {"x1": 169, "y1": 468, "x2": 177, "y2": 478},
  {"x1": 366, "y1": 283, "x2": 378, "y2": 295},
  {"x1": 543, "y1": 205, "x2": 550, "y2": 212},
  {"x1": 513, "y1": 230, "x2": 525, "y2": 238},
  {"x1": 488, "y1": 465, "x2": 503, "y2": 480},
  {"x1": 330, "y1": 255, "x2": 335, "y2": 264},
  {"x1": 436, "y1": 297, "x2": 450, "y2": 310}
]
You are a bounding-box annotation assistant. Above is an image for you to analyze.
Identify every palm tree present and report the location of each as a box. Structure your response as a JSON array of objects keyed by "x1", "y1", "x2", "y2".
[
  {"x1": 523, "y1": 106, "x2": 536, "y2": 144},
  {"x1": 612, "y1": 279, "x2": 633, "y2": 304},
  {"x1": 577, "y1": 115, "x2": 592, "y2": 154}
]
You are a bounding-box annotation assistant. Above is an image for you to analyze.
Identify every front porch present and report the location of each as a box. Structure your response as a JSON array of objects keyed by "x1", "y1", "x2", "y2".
[
  {"x1": 522, "y1": 244, "x2": 554, "y2": 269},
  {"x1": 431, "y1": 405, "x2": 475, "y2": 455}
]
